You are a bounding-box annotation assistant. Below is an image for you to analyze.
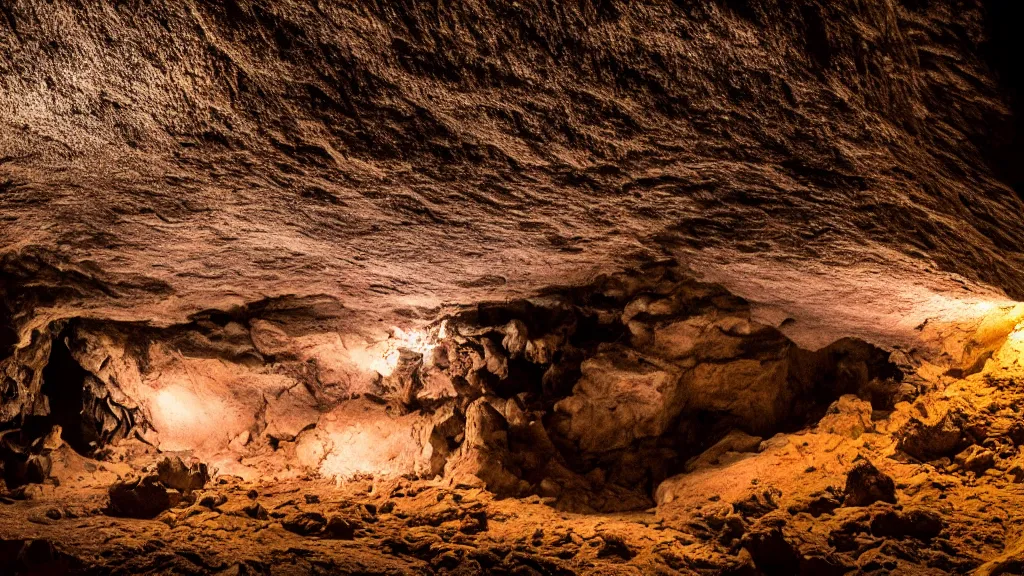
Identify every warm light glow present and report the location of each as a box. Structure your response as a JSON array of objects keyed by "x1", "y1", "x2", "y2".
[
  {"x1": 990, "y1": 321, "x2": 1024, "y2": 375},
  {"x1": 1008, "y1": 322, "x2": 1024, "y2": 344},
  {"x1": 370, "y1": 320, "x2": 447, "y2": 376},
  {"x1": 147, "y1": 383, "x2": 232, "y2": 452}
]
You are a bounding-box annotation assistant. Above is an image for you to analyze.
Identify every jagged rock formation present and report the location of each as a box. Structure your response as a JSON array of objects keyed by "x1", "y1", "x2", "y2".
[{"x1": 0, "y1": 265, "x2": 913, "y2": 518}]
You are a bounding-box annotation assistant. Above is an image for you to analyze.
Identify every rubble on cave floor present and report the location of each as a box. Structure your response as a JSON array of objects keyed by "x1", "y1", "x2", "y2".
[
  {"x1": 3, "y1": 268, "x2": 1024, "y2": 573},
  {"x1": 3, "y1": 357, "x2": 1024, "y2": 574}
]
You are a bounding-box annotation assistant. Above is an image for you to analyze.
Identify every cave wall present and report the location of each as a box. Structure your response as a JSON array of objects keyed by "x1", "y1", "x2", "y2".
[{"x1": 1, "y1": 265, "x2": 924, "y2": 513}]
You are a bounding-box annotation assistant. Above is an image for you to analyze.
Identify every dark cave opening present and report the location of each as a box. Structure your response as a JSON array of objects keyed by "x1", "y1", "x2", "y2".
[
  {"x1": 547, "y1": 336, "x2": 907, "y2": 506},
  {"x1": 38, "y1": 330, "x2": 99, "y2": 456},
  {"x1": 0, "y1": 300, "x2": 16, "y2": 362}
]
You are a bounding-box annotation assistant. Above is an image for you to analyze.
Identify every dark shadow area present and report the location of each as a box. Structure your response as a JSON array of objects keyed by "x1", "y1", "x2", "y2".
[
  {"x1": 0, "y1": 299, "x2": 16, "y2": 362},
  {"x1": 39, "y1": 330, "x2": 99, "y2": 455},
  {"x1": 981, "y1": 0, "x2": 1024, "y2": 196}
]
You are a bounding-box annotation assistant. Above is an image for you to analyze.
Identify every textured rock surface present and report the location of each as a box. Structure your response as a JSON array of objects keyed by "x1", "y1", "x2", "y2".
[
  {"x1": 4, "y1": 1, "x2": 1024, "y2": 573},
  {"x1": 3, "y1": 348, "x2": 1024, "y2": 574},
  {"x1": 2, "y1": 0, "x2": 1024, "y2": 352}
]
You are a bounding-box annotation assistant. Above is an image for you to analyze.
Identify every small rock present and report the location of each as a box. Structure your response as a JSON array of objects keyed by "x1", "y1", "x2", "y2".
[
  {"x1": 26, "y1": 455, "x2": 51, "y2": 484},
  {"x1": 818, "y1": 395, "x2": 874, "y2": 439},
  {"x1": 733, "y1": 488, "x2": 781, "y2": 519},
  {"x1": 156, "y1": 457, "x2": 209, "y2": 493},
  {"x1": 282, "y1": 511, "x2": 326, "y2": 536},
  {"x1": 228, "y1": 430, "x2": 251, "y2": 452},
  {"x1": 954, "y1": 445, "x2": 995, "y2": 474},
  {"x1": 870, "y1": 508, "x2": 943, "y2": 541},
  {"x1": 198, "y1": 492, "x2": 227, "y2": 509},
  {"x1": 1006, "y1": 463, "x2": 1024, "y2": 483},
  {"x1": 596, "y1": 534, "x2": 634, "y2": 560},
  {"x1": 501, "y1": 319, "x2": 529, "y2": 357},
  {"x1": 243, "y1": 502, "x2": 268, "y2": 520},
  {"x1": 324, "y1": 516, "x2": 358, "y2": 540},
  {"x1": 896, "y1": 409, "x2": 964, "y2": 461},
  {"x1": 843, "y1": 460, "x2": 896, "y2": 507},
  {"x1": 459, "y1": 510, "x2": 488, "y2": 534},
  {"x1": 107, "y1": 475, "x2": 171, "y2": 519},
  {"x1": 799, "y1": 551, "x2": 857, "y2": 576},
  {"x1": 40, "y1": 426, "x2": 63, "y2": 451},
  {"x1": 304, "y1": 494, "x2": 320, "y2": 504},
  {"x1": 741, "y1": 525, "x2": 799, "y2": 575}
]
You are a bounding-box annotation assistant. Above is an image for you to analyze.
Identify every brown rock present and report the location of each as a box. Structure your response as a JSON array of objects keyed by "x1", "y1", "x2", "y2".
[
  {"x1": 817, "y1": 395, "x2": 874, "y2": 439},
  {"x1": 896, "y1": 409, "x2": 965, "y2": 461},
  {"x1": 198, "y1": 492, "x2": 227, "y2": 509},
  {"x1": 870, "y1": 509, "x2": 943, "y2": 541},
  {"x1": 741, "y1": 524, "x2": 799, "y2": 575},
  {"x1": 843, "y1": 460, "x2": 896, "y2": 507},
  {"x1": 553, "y1": 346, "x2": 684, "y2": 452},
  {"x1": 243, "y1": 502, "x2": 268, "y2": 520},
  {"x1": 596, "y1": 534, "x2": 634, "y2": 560},
  {"x1": 282, "y1": 512, "x2": 327, "y2": 536},
  {"x1": 156, "y1": 456, "x2": 208, "y2": 493},
  {"x1": 458, "y1": 510, "x2": 488, "y2": 534},
  {"x1": 684, "y1": 430, "x2": 763, "y2": 472},
  {"x1": 1007, "y1": 463, "x2": 1024, "y2": 483},
  {"x1": 954, "y1": 445, "x2": 995, "y2": 474},
  {"x1": 501, "y1": 319, "x2": 528, "y2": 358},
  {"x1": 107, "y1": 475, "x2": 172, "y2": 519},
  {"x1": 324, "y1": 516, "x2": 358, "y2": 540}
]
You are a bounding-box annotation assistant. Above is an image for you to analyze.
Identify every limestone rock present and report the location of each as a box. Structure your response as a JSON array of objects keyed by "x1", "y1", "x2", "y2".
[
  {"x1": 198, "y1": 492, "x2": 227, "y2": 509},
  {"x1": 897, "y1": 407, "x2": 966, "y2": 461},
  {"x1": 481, "y1": 338, "x2": 509, "y2": 380},
  {"x1": 501, "y1": 320, "x2": 529, "y2": 358},
  {"x1": 818, "y1": 395, "x2": 875, "y2": 439},
  {"x1": 741, "y1": 523, "x2": 800, "y2": 576},
  {"x1": 445, "y1": 399, "x2": 527, "y2": 497},
  {"x1": 870, "y1": 509, "x2": 943, "y2": 541},
  {"x1": 554, "y1": 346, "x2": 683, "y2": 452},
  {"x1": 843, "y1": 460, "x2": 897, "y2": 507},
  {"x1": 282, "y1": 512, "x2": 327, "y2": 536},
  {"x1": 684, "y1": 358, "x2": 792, "y2": 434},
  {"x1": 324, "y1": 516, "x2": 358, "y2": 540},
  {"x1": 243, "y1": 502, "x2": 269, "y2": 520},
  {"x1": 156, "y1": 457, "x2": 209, "y2": 494}
]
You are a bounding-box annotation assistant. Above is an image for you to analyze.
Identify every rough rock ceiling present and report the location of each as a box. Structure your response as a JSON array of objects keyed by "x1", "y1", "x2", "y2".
[{"x1": 2, "y1": 0, "x2": 1023, "y2": 352}]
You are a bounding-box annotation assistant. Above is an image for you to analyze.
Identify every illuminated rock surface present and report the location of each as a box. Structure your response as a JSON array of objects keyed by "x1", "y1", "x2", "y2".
[{"x1": 3, "y1": 0, "x2": 1024, "y2": 574}]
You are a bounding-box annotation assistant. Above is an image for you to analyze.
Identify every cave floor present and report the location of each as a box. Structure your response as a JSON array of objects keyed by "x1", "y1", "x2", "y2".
[{"x1": 6, "y1": 370, "x2": 1024, "y2": 575}]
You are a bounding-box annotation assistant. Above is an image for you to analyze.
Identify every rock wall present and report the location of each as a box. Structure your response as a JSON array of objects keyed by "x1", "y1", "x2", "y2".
[{"x1": 1, "y1": 265, "x2": 924, "y2": 513}]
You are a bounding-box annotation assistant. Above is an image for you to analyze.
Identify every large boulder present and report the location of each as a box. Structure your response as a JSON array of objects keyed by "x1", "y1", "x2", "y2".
[
  {"x1": 896, "y1": 404, "x2": 966, "y2": 461},
  {"x1": 553, "y1": 346, "x2": 684, "y2": 452},
  {"x1": 106, "y1": 475, "x2": 173, "y2": 519},
  {"x1": 156, "y1": 456, "x2": 208, "y2": 493}
]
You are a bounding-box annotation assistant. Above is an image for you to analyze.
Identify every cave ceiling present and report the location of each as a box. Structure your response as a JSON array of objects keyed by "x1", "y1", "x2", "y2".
[{"x1": 2, "y1": 0, "x2": 1024, "y2": 351}]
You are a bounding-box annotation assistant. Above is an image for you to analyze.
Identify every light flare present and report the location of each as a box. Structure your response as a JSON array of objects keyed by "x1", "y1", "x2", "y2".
[{"x1": 371, "y1": 320, "x2": 448, "y2": 377}]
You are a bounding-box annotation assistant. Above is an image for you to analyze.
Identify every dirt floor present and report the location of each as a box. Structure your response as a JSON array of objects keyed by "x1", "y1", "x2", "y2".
[{"x1": 6, "y1": 353, "x2": 1024, "y2": 575}]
